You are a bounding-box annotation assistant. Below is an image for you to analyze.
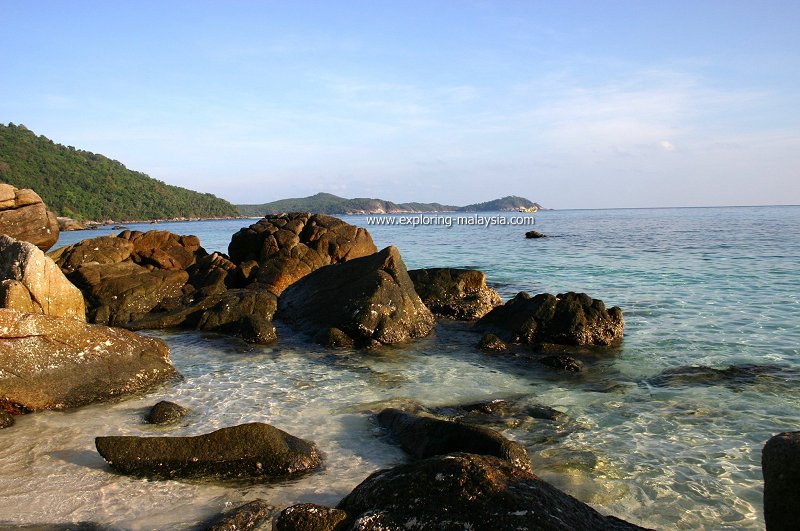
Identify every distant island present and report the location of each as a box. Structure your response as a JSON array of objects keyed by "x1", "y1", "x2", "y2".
[
  {"x1": 238, "y1": 192, "x2": 545, "y2": 216},
  {"x1": 0, "y1": 123, "x2": 238, "y2": 221}
]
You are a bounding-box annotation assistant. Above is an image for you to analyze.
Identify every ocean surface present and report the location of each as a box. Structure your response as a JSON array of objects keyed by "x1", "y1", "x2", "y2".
[{"x1": 2, "y1": 206, "x2": 799, "y2": 529}]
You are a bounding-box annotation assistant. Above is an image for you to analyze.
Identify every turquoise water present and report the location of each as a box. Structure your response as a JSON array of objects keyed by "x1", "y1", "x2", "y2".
[{"x1": 5, "y1": 206, "x2": 799, "y2": 529}]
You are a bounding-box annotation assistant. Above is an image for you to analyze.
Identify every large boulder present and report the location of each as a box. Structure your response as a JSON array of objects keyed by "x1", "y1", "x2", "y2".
[
  {"x1": 277, "y1": 246, "x2": 435, "y2": 347},
  {"x1": 0, "y1": 308, "x2": 178, "y2": 413},
  {"x1": 377, "y1": 408, "x2": 531, "y2": 472},
  {"x1": 49, "y1": 236, "x2": 135, "y2": 273},
  {"x1": 0, "y1": 184, "x2": 59, "y2": 251},
  {"x1": 476, "y1": 291, "x2": 624, "y2": 347},
  {"x1": 202, "y1": 499, "x2": 278, "y2": 531},
  {"x1": 335, "y1": 453, "x2": 649, "y2": 530},
  {"x1": 408, "y1": 268, "x2": 502, "y2": 320},
  {"x1": 0, "y1": 234, "x2": 86, "y2": 320},
  {"x1": 762, "y1": 431, "x2": 800, "y2": 530},
  {"x1": 274, "y1": 503, "x2": 349, "y2": 531},
  {"x1": 228, "y1": 213, "x2": 377, "y2": 295},
  {"x1": 95, "y1": 422, "x2": 322, "y2": 480}
]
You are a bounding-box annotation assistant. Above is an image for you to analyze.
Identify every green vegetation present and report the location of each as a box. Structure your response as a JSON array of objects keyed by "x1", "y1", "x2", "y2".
[
  {"x1": 238, "y1": 192, "x2": 542, "y2": 216},
  {"x1": 0, "y1": 123, "x2": 238, "y2": 221}
]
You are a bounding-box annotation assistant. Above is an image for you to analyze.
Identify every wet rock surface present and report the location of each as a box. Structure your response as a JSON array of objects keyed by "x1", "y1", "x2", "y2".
[
  {"x1": 763, "y1": 431, "x2": 800, "y2": 531},
  {"x1": 199, "y1": 499, "x2": 277, "y2": 531},
  {"x1": 274, "y1": 503, "x2": 349, "y2": 531},
  {"x1": 95, "y1": 422, "x2": 322, "y2": 480},
  {"x1": 278, "y1": 246, "x2": 435, "y2": 347},
  {"x1": 407, "y1": 268, "x2": 502, "y2": 320},
  {"x1": 144, "y1": 400, "x2": 188, "y2": 425}
]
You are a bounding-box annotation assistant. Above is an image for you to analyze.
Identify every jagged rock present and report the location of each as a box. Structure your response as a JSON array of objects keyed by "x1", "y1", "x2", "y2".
[
  {"x1": 119, "y1": 230, "x2": 204, "y2": 270},
  {"x1": 335, "y1": 453, "x2": 649, "y2": 530},
  {"x1": 407, "y1": 268, "x2": 502, "y2": 320},
  {"x1": 144, "y1": 400, "x2": 188, "y2": 424},
  {"x1": 477, "y1": 291, "x2": 624, "y2": 347},
  {"x1": 0, "y1": 184, "x2": 59, "y2": 251},
  {"x1": 228, "y1": 213, "x2": 377, "y2": 295},
  {"x1": 274, "y1": 503, "x2": 349, "y2": 531},
  {"x1": 195, "y1": 288, "x2": 277, "y2": 343},
  {"x1": 200, "y1": 499, "x2": 277, "y2": 531},
  {"x1": 539, "y1": 354, "x2": 584, "y2": 372},
  {"x1": 478, "y1": 333, "x2": 508, "y2": 351},
  {"x1": 95, "y1": 422, "x2": 322, "y2": 480},
  {"x1": 377, "y1": 408, "x2": 532, "y2": 472},
  {"x1": 278, "y1": 246, "x2": 435, "y2": 347},
  {"x1": 0, "y1": 308, "x2": 178, "y2": 413},
  {"x1": 0, "y1": 234, "x2": 86, "y2": 320},
  {"x1": 763, "y1": 431, "x2": 800, "y2": 531}
]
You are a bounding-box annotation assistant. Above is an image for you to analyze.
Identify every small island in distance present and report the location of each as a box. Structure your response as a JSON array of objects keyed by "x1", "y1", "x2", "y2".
[{"x1": 238, "y1": 192, "x2": 546, "y2": 216}]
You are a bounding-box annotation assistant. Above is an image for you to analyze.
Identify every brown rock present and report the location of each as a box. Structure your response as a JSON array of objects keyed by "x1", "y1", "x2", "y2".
[
  {"x1": 49, "y1": 236, "x2": 135, "y2": 273},
  {"x1": 274, "y1": 503, "x2": 349, "y2": 531},
  {"x1": 0, "y1": 308, "x2": 178, "y2": 413},
  {"x1": 0, "y1": 184, "x2": 59, "y2": 251},
  {"x1": 408, "y1": 268, "x2": 502, "y2": 320}
]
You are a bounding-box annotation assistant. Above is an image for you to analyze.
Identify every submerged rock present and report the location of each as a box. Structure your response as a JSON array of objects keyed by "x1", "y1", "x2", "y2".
[
  {"x1": 144, "y1": 400, "x2": 188, "y2": 425},
  {"x1": 278, "y1": 246, "x2": 435, "y2": 347},
  {"x1": 763, "y1": 431, "x2": 800, "y2": 531},
  {"x1": 477, "y1": 291, "x2": 624, "y2": 347},
  {"x1": 0, "y1": 184, "x2": 59, "y2": 251},
  {"x1": 539, "y1": 354, "x2": 585, "y2": 372},
  {"x1": 274, "y1": 503, "x2": 349, "y2": 531},
  {"x1": 643, "y1": 364, "x2": 800, "y2": 389},
  {"x1": 228, "y1": 213, "x2": 377, "y2": 296},
  {"x1": 377, "y1": 408, "x2": 532, "y2": 472},
  {"x1": 200, "y1": 499, "x2": 277, "y2": 531},
  {"x1": 335, "y1": 453, "x2": 649, "y2": 530},
  {"x1": 95, "y1": 422, "x2": 322, "y2": 480},
  {"x1": 407, "y1": 268, "x2": 502, "y2": 320},
  {"x1": 478, "y1": 332, "x2": 509, "y2": 351},
  {"x1": 0, "y1": 308, "x2": 178, "y2": 413}
]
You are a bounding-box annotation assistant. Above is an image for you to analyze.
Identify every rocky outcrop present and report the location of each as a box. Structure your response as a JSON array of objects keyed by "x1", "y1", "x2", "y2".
[
  {"x1": 762, "y1": 431, "x2": 800, "y2": 531},
  {"x1": 201, "y1": 499, "x2": 277, "y2": 531},
  {"x1": 228, "y1": 213, "x2": 377, "y2": 295},
  {"x1": 335, "y1": 453, "x2": 649, "y2": 530},
  {"x1": 56, "y1": 216, "x2": 86, "y2": 231},
  {"x1": 377, "y1": 408, "x2": 532, "y2": 472},
  {"x1": 144, "y1": 400, "x2": 188, "y2": 424},
  {"x1": 0, "y1": 234, "x2": 86, "y2": 320},
  {"x1": 274, "y1": 503, "x2": 349, "y2": 531},
  {"x1": 95, "y1": 422, "x2": 322, "y2": 480},
  {"x1": 0, "y1": 308, "x2": 178, "y2": 413},
  {"x1": 0, "y1": 184, "x2": 59, "y2": 251},
  {"x1": 277, "y1": 246, "x2": 435, "y2": 347},
  {"x1": 476, "y1": 291, "x2": 624, "y2": 347},
  {"x1": 407, "y1": 268, "x2": 502, "y2": 320}
]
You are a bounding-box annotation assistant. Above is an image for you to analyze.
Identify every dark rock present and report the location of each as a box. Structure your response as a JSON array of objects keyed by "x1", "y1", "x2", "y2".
[
  {"x1": 407, "y1": 268, "x2": 502, "y2": 320},
  {"x1": 0, "y1": 184, "x2": 59, "y2": 251},
  {"x1": 539, "y1": 354, "x2": 584, "y2": 372},
  {"x1": 0, "y1": 409, "x2": 14, "y2": 428},
  {"x1": 228, "y1": 213, "x2": 377, "y2": 296},
  {"x1": 0, "y1": 308, "x2": 178, "y2": 413},
  {"x1": 200, "y1": 499, "x2": 277, "y2": 531},
  {"x1": 278, "y1": 246, "x2": 435, "y2": 347},
  {"x1": 95, "y1": 422, "x2": 322, "y2": 480},
  {"x1": 478, "y1": 333, "x2": 508, "y2": 351},
  {"x1": 643, "y1": 364, "x2": 800, "y2": 389},
  {"x1": 145, "y1": 400, "x2": 188, "y2": 424},
  {"x1": 111, "y1": 225, "x2": 127, "y2": 230},
  {"x1": 274, "y1": 503, "x2": 349, "y2": 531},
  {"x1": 477, "y1": 291, "x2": 624, "y2": 346},
  {"x1": 763, "y1": 431, "x2": 800, "y2": 531},
  {"x1": 336, "y1": 453, "x2": 650, "y2": 530},
  {"x1": 376, "y1": 408, "x2": 532, "y2": 472},
  {"x1": 314, "y1": 327, "x2": 356, "y2": 349},
  {"x1": 525, "y1": 230, "x2": 546, "y2": 238},
  {"x1": 196, "y1": 288, "x2": 277, "y2": 343}
]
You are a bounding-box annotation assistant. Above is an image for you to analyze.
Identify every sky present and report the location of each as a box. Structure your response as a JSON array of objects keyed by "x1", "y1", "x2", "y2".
[{"x1": 1, "y1": 1, "x2": 798, "y2": 209}]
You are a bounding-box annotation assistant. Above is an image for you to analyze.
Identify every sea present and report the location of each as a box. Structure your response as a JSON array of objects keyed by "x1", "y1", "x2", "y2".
[{"x1": 1, "y1": 206, "x2": 799, "y2": 529}]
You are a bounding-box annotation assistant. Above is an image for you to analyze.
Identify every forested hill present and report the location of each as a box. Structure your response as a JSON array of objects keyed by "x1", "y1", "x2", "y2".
[{"x1": 0, "y1": 123, "x2": 238, "y2": 221}]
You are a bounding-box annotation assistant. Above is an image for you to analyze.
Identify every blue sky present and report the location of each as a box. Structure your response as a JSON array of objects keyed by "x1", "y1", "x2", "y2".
[{"x1": 1, "y1": 1, "x2": 798, "y2": 208}]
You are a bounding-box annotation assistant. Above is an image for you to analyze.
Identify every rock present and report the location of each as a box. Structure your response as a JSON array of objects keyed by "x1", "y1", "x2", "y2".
[
  {"x1": 525, "y1": 230, "x2": 546, "y2": 238},
  {"x1": 274, "y1": 503, "x2": 349, "y2": 531},
  {"x1": 57, "y1": 216, "x2": 85, "y2": 231},
  {"x1": 407, "y1": 268, "x2": 502, "y2": 320},
  {"x1": 643, "y1": 364, "x2": 800, "y2": 389},
  {"x1": 145, "y1": 400, "x2": 188, "y2": 424},
  {"x1": 0, "y1": 410, "x2": 13, "y2": 428},
  {"x1": 228, "y1": 213, "x2": 377, "y2": 295},
  {"x1": 478, "y1": 332, "x2": 508, "y2": 351},
  {"x1": 336, "y1": 453, "x2": 649, "y2": 530},
  {"x1": 0, "y1": 184, "x2": 59, "y2": 251},
  {"x1": 0, "y1": 308, "x2": 178, "y2": 413},
  {"x1": 200, "y1": 499, "x2": 277, "y2": 531},
  {"x1": 278, "y1": 246, "x2": 435, "y2": 347},
  {"x1": 49, "y1": 236, "x2": 135, "y2": 273},
  {"x1": 477, "y1": 291, "x2": 624, "y2": 347},
  {"x1": 539, "y1": 354, "x2": 584, "y2": 372},
  {"x1": 196, "y1": 288, "x2": 277, "y2": 343},
  {"x1": 95, "y1": 422, "x2": 322, "y2": 480},
  {"x1": 0, "y1": 234, "x2": 86, "y2": 320},
  {"x1": 376, "y1": 408, "x2": 532, "y2": 472},
  {"x1": 120, "y1": 230, "x2": 204, "y2": 270},
  {"x1": 763, "y1": 431, "x2": 800, "y2": 531}
]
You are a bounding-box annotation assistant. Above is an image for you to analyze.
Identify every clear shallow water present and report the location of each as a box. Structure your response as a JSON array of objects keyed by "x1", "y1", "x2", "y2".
[{"x1": 4, "y1": 206, "x2": 800, "y2": 529}]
